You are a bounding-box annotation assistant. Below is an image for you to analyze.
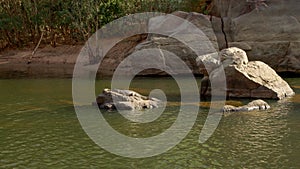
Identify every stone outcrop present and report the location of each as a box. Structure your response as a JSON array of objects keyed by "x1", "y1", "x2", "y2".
[
  {"x1": 132, "y1": 11, "x2": 219, "y2": 75},
  {"x1": 98, "y1": 34, "x2": 147, "y2": 76},
  {"x1": 96, "y1": 2, "x2": 300, "y2": 76},
  {"x1": 211, "y1": 0, "x2": 300, "y2": 74},
  {"x1": 90, "y1": 1, "x2": 300, "y2": 76},
  {"x1": 96, "y1": 89, "x2": 160, "y2": 110},
  {"x1": 201, "y1": 47, "x2": 295, "y2": 99},
  {"x1": 223, "y1": 99, "x2": 271, "y2": 113}
]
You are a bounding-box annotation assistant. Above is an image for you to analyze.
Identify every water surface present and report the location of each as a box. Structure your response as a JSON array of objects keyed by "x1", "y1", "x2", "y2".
[{"x1": 0, "y1": 77, "x2": 299, "y2": 168}]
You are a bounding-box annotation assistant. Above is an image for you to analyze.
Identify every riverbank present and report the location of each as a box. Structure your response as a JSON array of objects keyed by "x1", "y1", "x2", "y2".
[
  {"x1": 0, "y1": 34, "x2": 147, "y2": 78},
  {"x1": 0, "y1": 45, "x2": 81, "y2": 65},
  {"x1": 0, "y1": 45, "x2": 81, "y2": 78}
]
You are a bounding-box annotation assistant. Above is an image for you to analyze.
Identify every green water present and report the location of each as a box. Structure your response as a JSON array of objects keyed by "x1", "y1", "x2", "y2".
[{"x1": 0, "y1": 77, "x2": 300, "y2": 168}]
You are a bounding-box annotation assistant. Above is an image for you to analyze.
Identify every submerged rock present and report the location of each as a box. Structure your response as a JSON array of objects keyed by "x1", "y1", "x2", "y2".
[
  {"x1": 201, "y1": 47, "x2": 295, "y2": 100},
  {"x1": 96, "y1": 89, "x2": 160, "y2": 110},
  {"x1": 223, "y1": 99, "x2": 270, "y2": 113}
]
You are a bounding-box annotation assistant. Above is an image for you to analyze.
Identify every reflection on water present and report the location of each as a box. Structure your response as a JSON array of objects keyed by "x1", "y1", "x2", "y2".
[{"x1": 0, "y1": 78, "x2": 299, "y2": 168}]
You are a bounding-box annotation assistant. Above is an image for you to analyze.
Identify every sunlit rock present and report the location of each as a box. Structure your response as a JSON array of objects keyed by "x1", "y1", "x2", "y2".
[
  {"x1": 201, "y1": 47, "x2": 295, "y2": 99},
  {"x1": 223, "y1": 99, "x2": 271, "y2": 113},
  {"x1": 96, "y1": 89, "x2": 160, "y2": 110}
]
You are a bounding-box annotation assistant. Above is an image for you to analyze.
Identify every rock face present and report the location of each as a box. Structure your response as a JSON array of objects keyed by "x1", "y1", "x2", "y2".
[
  {"x1": 211, "y1": 0, "x2": 300, "y2": 74},
  {"x1": 96, "y1": 89, "x2": 160, "y2": 110},
  {"x1": 93, "y1": 11, "x2": 220, "y2": 76},
  {"x1": 201, "y1": 47, "x2": 295, "y2": 99},
  {"x1": 97, "y1": 1, "x2": 300, "y2": 76},
  {"x1": 132, "y1": 11, "x2": 219, "y2": 75},
  {"x1": 223, "y1": 99, "x2": 271, "y2": 113},
  {"x1": 98, "y1": 34, "x2": 147, "y2": 76}
]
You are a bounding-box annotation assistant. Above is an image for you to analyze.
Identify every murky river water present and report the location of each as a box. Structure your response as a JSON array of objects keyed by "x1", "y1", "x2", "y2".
[{"x1": 0, "y1": 77, "x2": 299, "y2": 168}]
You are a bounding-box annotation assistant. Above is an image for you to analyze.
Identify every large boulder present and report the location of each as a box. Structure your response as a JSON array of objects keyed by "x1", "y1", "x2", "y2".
[
  {"x1": 96, "y1": 89, "x2": 160, "y2": 110},
  {"x1": 201, "y1": 47, "x2": 295, "y2": 99}
]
